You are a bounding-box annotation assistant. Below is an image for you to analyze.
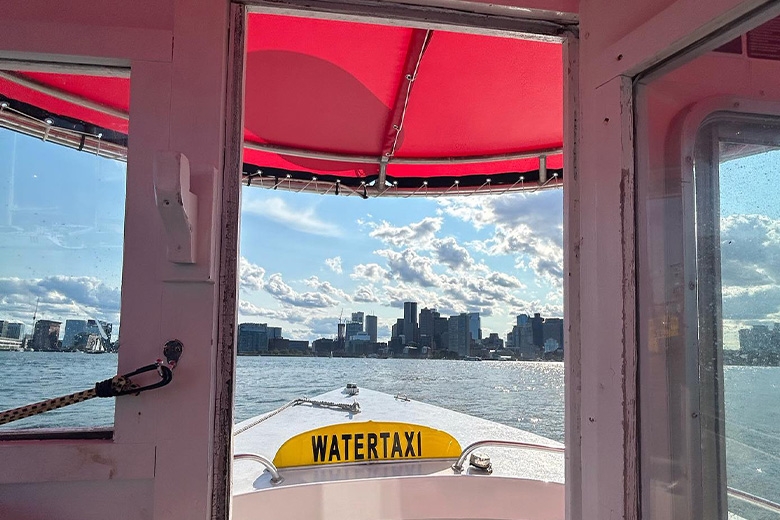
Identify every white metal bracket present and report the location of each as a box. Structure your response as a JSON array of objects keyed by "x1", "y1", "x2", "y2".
[{"x1": 154, "y1": 151, "x2": 198, "y2": 264}]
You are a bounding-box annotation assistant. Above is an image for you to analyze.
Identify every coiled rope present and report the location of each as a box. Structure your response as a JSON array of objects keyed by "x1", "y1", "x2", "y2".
[
  {"x1": 234, "y1": 397, "x2": 360, "y2": 436},
  {"x1": 0, "y1": 361, "x2": 174, "y2": 426}
]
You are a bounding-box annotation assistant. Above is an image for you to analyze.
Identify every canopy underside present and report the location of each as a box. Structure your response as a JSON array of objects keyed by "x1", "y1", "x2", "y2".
[{"x1": 0, "y1": 13, "x2": 564, "y2": 196}]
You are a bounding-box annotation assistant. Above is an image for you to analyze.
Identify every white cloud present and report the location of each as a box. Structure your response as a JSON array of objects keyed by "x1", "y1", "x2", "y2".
[
  {"x1": 377, "y1": 248, "x2": 440, "y2": 287},
  {"x1": 353, "y1": 285, "x2": 380, "y2": 303},
  {"x1": 325, "y1": 256, "x2": 343, "y2": 274},
  {"x1": 351, "y1": 263, "x2": 388, "y2": 282},
  {"x1": 304, "y1": 276, "x2": 352, "y2": 302},
  {"x1": 369, "y1": 217, "x2": 442, "y2": 249},
  {"x1": 0, "y1": 276, "x2": 120, "y2": 325},
  {"x1": 239, "y1": 256, "x2": 265, "y2": 291},
  {"x1": 432, "y1": 237, "x2": 475, "y2": 270},
  {"x1": 264, "y1": 273, "x2": 338, "y2": 308},
  {"x1": 441, "y1": 192, "x2": 564, "y2": 288},
  {"x1": 242, "y1": 195, "x2": 342, "y2": 237},
  {"x1": 719, "y1": 214, "x2": 780, "y2": 323}
]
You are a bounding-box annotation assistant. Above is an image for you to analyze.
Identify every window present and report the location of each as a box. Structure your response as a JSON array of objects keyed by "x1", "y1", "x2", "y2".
[
  {"x1": 695, "y1": 116, "x2": 780, "y2": 519},
  {"x1": 0, "y1": 69, "x2": 128, "y2": 433},
  {"x1": 635, "y1": 16, "x2": 780, "y2": 520}
]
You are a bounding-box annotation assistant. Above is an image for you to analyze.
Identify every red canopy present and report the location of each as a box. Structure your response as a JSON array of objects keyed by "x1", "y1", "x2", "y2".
[{"x1": 0, "y1": 13, "x2": 563, "y2": 192}]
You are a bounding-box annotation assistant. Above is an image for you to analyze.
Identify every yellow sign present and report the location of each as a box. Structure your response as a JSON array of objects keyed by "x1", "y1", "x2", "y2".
[{"x1": 273, "y1": 421, "x2": 462, "y2": 468}]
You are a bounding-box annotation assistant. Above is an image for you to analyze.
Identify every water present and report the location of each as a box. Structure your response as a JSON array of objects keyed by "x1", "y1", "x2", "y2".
[{"x1": 1, "y1": 353, "x2": 778, "y2": 515}]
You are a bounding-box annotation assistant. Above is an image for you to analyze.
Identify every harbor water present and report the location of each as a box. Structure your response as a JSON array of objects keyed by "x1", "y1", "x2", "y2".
[{"x1": 1, "y1": 353, "x2": 778, "y2": 514}]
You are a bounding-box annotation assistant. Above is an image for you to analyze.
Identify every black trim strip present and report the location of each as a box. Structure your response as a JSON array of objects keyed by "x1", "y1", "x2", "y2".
[{"x1": 242, "y1": 163, "x2": 563, "y2": 190}]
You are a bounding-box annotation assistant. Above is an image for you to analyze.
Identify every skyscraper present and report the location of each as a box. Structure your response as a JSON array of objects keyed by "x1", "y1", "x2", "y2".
[
  {"x1": 468, "y1": 312, "x2": 481, "y2": 341},
  {"x1": 365, "y1": 315, "x2": 378, "y2": 342},
  {"x1": 543, "y1": 318, "x2": 564, "y2": 350},
  {"x1": 448, "y1": 313, "x2": 471, "y2": 357},
  {"x1": 63, "y1": 319, "x2": 87, "y2": 348},
  {"x1": 515, "y1": 314, "x2": 537, "y2": 359},
  {"x1": 350, "y1": 312, "x2": 364, "y2": 329},
  {"x1": 419, "y1": 307, "x2": 438, "y2": 348},
  {"x1": 530, "y1": 313, "x2": 544, "y2": 348},
  {"x1": 32, "y1": 320, "x2": 60, "y2": 351},
  {"x1": 403, "y1": 301, "x2": 418, "y2": 344}
]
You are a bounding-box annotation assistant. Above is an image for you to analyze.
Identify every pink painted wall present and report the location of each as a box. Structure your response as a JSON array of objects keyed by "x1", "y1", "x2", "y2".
[
  {"x1": 0, "y1": 0, "x2": 769, "y2": 519},
  {"x1": 0, "y1": 0, "x2": 229, "y2": 519}
]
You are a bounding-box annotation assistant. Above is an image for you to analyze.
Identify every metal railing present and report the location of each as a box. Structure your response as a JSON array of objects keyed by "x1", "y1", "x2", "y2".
[
  {"x1": 234, "y1": 453, "x2": 284, "y2": 484},
  {"x1": 451, "y1": 439, "x2": 564, "y2": 473},
  {"x1": 728, "y1": 487, "x2": 780, "y2": 515}
]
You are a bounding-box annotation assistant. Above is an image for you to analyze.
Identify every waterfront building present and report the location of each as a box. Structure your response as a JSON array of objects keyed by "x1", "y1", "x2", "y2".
[
  {"x1": 347, "y1": 330, "x2": 371, "y2": 354},
  {"x1": 238, "y1": 323, "x2": 272, "y2": 355},
  {"x1": 312, "y1": 338, "x2": 336, "y2": 356},
  {"x1": 403, "y1": 301, "x2": 418, "y2": 344},
  {"x1": 434, "y1": 316, "x2": 448, "y2": 350},
  {"x1": 32, "y1": 320, "x2": 60, "y2": 351},
  {"x1": 0, "y1": 320, "x2": 24, "y2": 339},
  {"x1": 365, "y1": 315, "x2": 378, "y2": 342},
  {"x1": 268, "y1": 338, "x2": 309, "y2": 353},
  {"x1": 419, "y1": 308, "x2": 439, "y2": 348},
  {"x1": 448, "y1": 313, "x2": 471, "y2": 357},
  {"x1": 468, "y1": 312, "x2": 481, "y2": 341},
  {"x1": 391, "y1": 318, "x2": 404, "y2": 341},
  {"x1": 345, "y1": 321, "x2": 362, "y2": 341},
  {"x1": 543, "y1": 318, "x2": 564, "y2": 350},
  {"x1": 483, "y1": 332, "x2": 504, "y2": 350},
  {"x1": 530, "y1": 313, "x2": 544, "y2": 349},
  {"x1": 337, "y1": 322, "x2": 346, "y2": 351},
  {"x1": 0, "y1": 337, "x2": 23, "y2": 351},
  {"x1": 63, "y1": 320, "x2": 88, "y2": 349},
  {"x1": 515, "y1": 314, "x2": 537, "y2": 360},
  {"x1": 350, "y1": 312, "x2": 364, "y2": 328}
]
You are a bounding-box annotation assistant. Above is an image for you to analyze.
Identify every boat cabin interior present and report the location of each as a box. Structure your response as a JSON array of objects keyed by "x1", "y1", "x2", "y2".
[{"x1": 1, "y1": 0, "x2": 780, "y2": 519}]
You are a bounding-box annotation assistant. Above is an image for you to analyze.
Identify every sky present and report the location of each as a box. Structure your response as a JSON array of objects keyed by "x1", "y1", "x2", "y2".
[
  {"x1": 238, "y1": 185, "x2": 564, "y2": 342},
  {"x1": 1, "y1": 126, "x2": 779, "y2": 348}
]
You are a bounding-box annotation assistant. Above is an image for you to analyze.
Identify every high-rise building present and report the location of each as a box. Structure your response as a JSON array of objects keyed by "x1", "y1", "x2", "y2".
[
  {"x1": 63, "y1": 320, "x2": 88, "y2": 348},
  {"x1": 403, "y1": 301, "x2": 418, "y2": 344},
  {"x1": 237, "y1": 323, "x2": 273, "y2": 354},
  {"x1": 434, "y1": 316, "x2": 448, "y2": 350},
  {"x1": 0, "y1": 321, "x2": 24, "y2": 339},
  {"x1": 468, "y1": 312, "x2": 481, "y2": 341},
  {"x1": 365, "y1": 315, "x2": 378, "y2": 342},
  {"x1": 345, "y1": 321, "x2": 362, "y2": 341},
  {"x1": 337, "y1": 322, "x2": 346, "y2": 351},
  {"x1": 448, "y1": 313, "x2": 470, "y2": 357},
  {"x1": 32, "y1": 320, "x2": 60, "y2": 351},
  {"x1": 350, "y1": 312, "x2": 364, "y2": 329},
  {"x1": 392, "y1": 318, "x2": 404, "y2": 341},
  {"x1": 543, "y1": 318, "x2": 564, "y2": 350},
  {"x1": 515, "y1": 314, "x2": 537, "y2": 360},
  {"x1": 530, "y1": 313, "x2": 544, "y2": 348}
]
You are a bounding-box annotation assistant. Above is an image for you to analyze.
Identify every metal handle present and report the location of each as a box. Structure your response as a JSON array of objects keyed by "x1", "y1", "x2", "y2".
[
  {"x1": 452, "y1": 439, "x2": 564, "y2": 473},
  {"x1": 234, "y1": 453, "x2": 283, "y2": 484}
]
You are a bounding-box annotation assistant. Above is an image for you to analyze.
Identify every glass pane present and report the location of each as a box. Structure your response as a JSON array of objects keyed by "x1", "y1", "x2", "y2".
[
  {"x1": 719, "y1": 144, "x2": 780, "y2": 519},
  {"x1": 0, "y1": 124, "x2": 126, "y2": 431}
]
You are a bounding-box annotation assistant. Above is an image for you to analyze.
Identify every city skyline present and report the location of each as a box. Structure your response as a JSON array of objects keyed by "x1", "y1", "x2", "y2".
[{"x1": 3, "y1": 128, "x2": 780, "y2": 349}]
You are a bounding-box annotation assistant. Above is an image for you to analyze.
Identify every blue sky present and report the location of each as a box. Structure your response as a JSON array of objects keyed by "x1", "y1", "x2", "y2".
[
  {"x1": 238, "y1": 186, "x2": 564, "y2": 341},
  {"x1": 2, "y1": 125, "x2": 778, "y2": 348}
]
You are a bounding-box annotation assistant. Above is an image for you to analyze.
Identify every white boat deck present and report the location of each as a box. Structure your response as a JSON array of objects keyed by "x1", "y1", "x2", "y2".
[{"x1": 233, "y1": 387, "x2": 564, "y2": 494}]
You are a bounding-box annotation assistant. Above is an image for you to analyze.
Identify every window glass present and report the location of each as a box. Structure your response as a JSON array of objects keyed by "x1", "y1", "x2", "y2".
[
  {"x1": 0, "y1": 106, "x2": 126, "y2": 431},
  {"x1": 717, "y1": 142, "x2": 780, "y2": 519},
  {"x1": 635, "y1": 18, "x2": 780, "y2": 517}
]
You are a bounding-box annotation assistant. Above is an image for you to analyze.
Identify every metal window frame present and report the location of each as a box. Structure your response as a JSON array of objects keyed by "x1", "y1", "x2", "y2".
[{"x1": 694, "y1": 113, "x2": 780, "y2": 520}]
